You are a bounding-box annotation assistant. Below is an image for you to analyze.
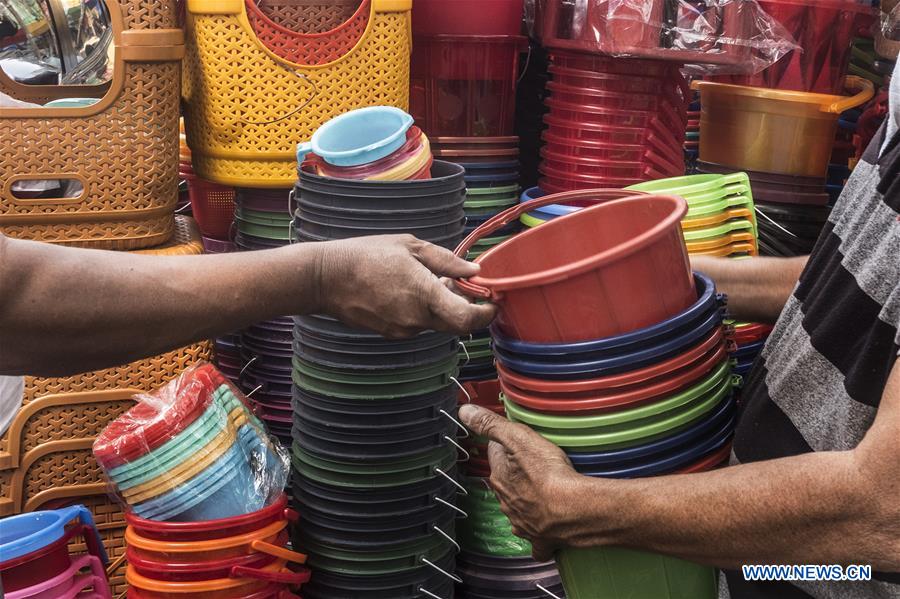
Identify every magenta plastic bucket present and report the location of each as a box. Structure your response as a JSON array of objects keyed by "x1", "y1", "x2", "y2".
[{"x1": 454, "y1": 194, "x2": 694, "y2": 343}]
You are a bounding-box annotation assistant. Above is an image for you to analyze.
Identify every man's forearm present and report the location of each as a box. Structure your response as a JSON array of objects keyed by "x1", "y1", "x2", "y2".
[
  {"x1": 0, "y1": 236, "x2": 324, "y2": 376},
  {"x1": 564, "y1": 450, "x2": 899, "y2": 570},
  {"x1": 691, "y1": 256, "x2": 808, "y2": 324}
]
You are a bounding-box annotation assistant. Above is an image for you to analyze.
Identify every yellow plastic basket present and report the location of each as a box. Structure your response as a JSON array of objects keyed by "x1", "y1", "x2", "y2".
[{"x1": 183, "y1": 0, "x2": 412, "y2": 187}]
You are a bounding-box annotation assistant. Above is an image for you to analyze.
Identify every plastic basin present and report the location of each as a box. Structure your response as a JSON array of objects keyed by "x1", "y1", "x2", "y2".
[
  {"x1": 693, "y1": 76, "x2": 873, "y2": 177},
  {"x1": 455, "y1": 194, "x2": 695, "y2": 343},
  {"x1": 297, "y1": 106, "x2": 413, "y2": 167}
]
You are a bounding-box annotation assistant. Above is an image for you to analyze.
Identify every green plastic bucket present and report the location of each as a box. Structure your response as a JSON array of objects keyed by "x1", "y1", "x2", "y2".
[{"x1": 556, "y1": 546, "x2": 716, "y2": 599}]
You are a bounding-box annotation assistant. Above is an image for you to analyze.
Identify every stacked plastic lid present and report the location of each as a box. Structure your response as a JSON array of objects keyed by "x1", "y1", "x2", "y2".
[
  {"x1": 685, "y1": 94, "x2": 700, "y2": 166},
  {"x1": 93, "y1": 363, "x2": 289, "y2": 523},
  {"x1": 290, "y1": 158, "x2": 468, "y2": 598},
  {"x1": 454, "y1": 380, "x2": 566, "y2": 599},
  {"x1": 0, "y1": 506, "x2": 112, "y2": 599},
  {"x1": 538, "y1": 50, "x2": 687, "y2": 193},
  {"x1": 453, "y1": 193, "x2": 729, "y2": 599},
  {"x1": 123, "y1": 494, "x2": 310, "y2": 598}
]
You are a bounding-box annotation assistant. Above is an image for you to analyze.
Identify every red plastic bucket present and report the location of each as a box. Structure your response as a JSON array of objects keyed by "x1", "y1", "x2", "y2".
[
  {"x1": 412, "y1": 0, "x2": 524, "y2": 35},
  {"x1": 545, "y1": 98, "x2": 685, "y2": 135},
  {"x1": 454, "y1": 193, "x2": 695, "y2": 343},
  {"x1": 549, "y1": 64, "x2": 689, "y2": 99},
  {"x1": 550, "y1": 51, "x2": 678, "y2": 78},
  {"x1": 124, "y1": 494, "x2": 293, "y2": 542},
  {"x1": 547, "y1": 81, "x2": 687, "y2": 114},
  {"x1": 0, "y1": 524, "x2": 104, "y2": 592},
  {"x1": 540, "y1": 148, "x2": 677, "y2": 180},
  {"x1": 541, "y1": 131, "x2": 683, "y2": 172},
  {"x1": 538, "y1": 172, "x2": 647, "y2": 193}
]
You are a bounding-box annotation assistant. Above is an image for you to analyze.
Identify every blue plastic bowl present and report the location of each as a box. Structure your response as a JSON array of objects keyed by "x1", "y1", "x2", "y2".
[
  {"x1": 0, "y1": 505, "x2": 107, "y2": 563},
  {"x1": 520, "y1": 186, "x2": 580, "y2": 220},
  {"x1": 567, "y1": 395, "x2": 736, "y2": 467},
  {"x1": 296, "y1": 106, "x2": 414, "y2": 167},
  {"x1": 577, "y1": 405, "x2": 735, "y2": 478},
  {"x1": 733, "y1": 340, "x2": 765, "y2": 359},
  {"x1": 494, "y1": 308, "x2": 724, "y2": 379},
  {"x1": 492, "y1": 273, "x2": 721, "y2": 359}
]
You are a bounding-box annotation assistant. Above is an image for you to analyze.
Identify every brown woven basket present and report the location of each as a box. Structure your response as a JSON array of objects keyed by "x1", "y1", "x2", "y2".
[{"x1": 0, "y1": 0, "x2": 185, "y2": 249}]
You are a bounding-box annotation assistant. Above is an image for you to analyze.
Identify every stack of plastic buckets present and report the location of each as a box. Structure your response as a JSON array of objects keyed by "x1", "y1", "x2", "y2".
[
  {"x1": 290, "y1": 157, "x2": 468, "y2": 597},
  {"x1": 538, "y1": 50, "x2": 687, "y2": 193},
  {"x1": 93, "y1": 364, "x2": 288, "y2": 523},
  {"x1": 0, "y1": 506, "x2": 112, "y2": 599},
  {"x1": 455, "y1": 380, "x2": 566, "y2": 599},
  {"x1": 454, "y1": 193, "x2": 734, "y2": 599},
  {"x1": 429, "y1": 136, "x2": 523, "y2": 383},
  {"x1": 122, "y1": 495, "x2": 309, "y2": 598}
]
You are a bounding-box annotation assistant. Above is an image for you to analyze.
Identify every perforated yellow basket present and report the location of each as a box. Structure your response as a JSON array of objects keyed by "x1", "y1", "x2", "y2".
[{"x1": 183, "y1": 0, "x2": 412, "y2": 187}]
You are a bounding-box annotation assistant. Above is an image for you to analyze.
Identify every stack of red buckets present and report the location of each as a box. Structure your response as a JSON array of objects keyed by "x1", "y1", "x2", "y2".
[{"x1": 539, "y1": 51, "x2": 687, "y2": 193}]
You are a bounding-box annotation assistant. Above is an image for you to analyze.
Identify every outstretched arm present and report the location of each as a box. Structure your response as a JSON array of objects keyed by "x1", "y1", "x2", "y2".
[
  {"x1": 691, "y1": 255, "x2": 808, "y2": 324},
  {"x1": 459, "y1": 360, "x2": 900, "y2": 570},
  {"x1": 0, "y1": 234, "x2": 495, "y2": 377}
]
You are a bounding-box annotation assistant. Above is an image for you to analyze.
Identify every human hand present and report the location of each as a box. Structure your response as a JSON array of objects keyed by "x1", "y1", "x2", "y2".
[
  {"x1": 459, "y1": 403, "x2": 593, "y2": 562},
  {"x1": 314, "y1": 234, "x2": 496, "y2": 338}
]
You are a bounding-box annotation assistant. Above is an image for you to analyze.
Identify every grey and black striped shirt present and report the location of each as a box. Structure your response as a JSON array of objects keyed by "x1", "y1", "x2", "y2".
[{"x1": 719, "y1": 92, "x2": 900, "y2": 597}]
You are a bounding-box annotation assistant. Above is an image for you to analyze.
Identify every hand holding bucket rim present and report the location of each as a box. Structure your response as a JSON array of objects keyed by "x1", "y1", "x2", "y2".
[{"x1": 452, "y1": 189, "x2": 651, "y2": 299}]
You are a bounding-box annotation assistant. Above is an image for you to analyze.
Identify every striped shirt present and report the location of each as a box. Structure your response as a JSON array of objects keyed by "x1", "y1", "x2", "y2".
[{"x1": 720, "y1": 96, "x2": 900, "y2": 596}]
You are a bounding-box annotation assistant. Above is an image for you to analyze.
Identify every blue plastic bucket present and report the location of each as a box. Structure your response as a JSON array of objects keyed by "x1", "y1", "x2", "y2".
[
  {"x1": 297, "y1": 107, "x2": 414, "y2": 167},
  {"x1": 0, "y1": 505, "x2": 108, "y2": 563}
]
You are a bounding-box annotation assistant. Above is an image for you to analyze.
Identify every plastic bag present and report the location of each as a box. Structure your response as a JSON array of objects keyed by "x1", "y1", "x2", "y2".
[
  {"x1": 877, "y1": 3, "x2": 900, "y2": 60},
  {"x1": 526, "y1": 0, "x2": 799, "y2": 75},
  {"x1": 92, "y1": 362, "x2": 290, "y2": 522}
]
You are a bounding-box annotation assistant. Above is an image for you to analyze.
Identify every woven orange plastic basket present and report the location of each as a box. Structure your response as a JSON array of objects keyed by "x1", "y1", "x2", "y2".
[{"x1": 0, "y1": 1, "x2": 184, "y2": 249}]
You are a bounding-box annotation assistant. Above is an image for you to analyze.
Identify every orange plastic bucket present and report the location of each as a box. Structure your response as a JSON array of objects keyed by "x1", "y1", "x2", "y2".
[{"x1": 454, "y1": 193, "x2": 695, "y2": 343}]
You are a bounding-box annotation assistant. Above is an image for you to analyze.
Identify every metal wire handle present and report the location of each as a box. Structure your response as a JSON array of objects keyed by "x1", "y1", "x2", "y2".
[
  {"x1": 439, "y1": 409, "x2": 469, "y2": 439},
  {"x1": 239, "y1": 355, "x2": 258, "y2": 378},
  {"x1": 434, "y1": 467, "x2": 467, "y2": 495},
  {"x1": 418, "y1": 587, "x2": 448, "y2": 599},
  {"x1": 444, "y1": 436, "x2": 470, "y2": 462},
  {"x1": 240, "y1": 70, "x2": 319, "y2": 126},
  {"x1": 755, "y1": 206, "x2": 798, "y2": 238},
  {"x1": 537, "y1": 583, "x2": 564, "y2": 598},
  {"x1": 458, "y1": 340, "x2": 471, "y2": 367},
  {"x1": 450, "y1": 376, "x2": 472, "y2": 404},
  {"x1": 432, "y1": 525, "x2": 461, "y2": 553},
  {"x1": 434, "y1": 496, "x2": 468, "y2": 518},
  {"x1": 421, "y1": 556, "x2": 463, "y2": 583},
  {"x1": 245, "y1": 384, "x2": 263, "y2": 398}
]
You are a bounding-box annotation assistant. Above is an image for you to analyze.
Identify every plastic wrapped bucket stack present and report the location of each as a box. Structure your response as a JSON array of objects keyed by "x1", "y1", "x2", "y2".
[
  {"x1": 290, "y1": 156, "x2": 468, "y2": 598},
  {"x1": 454, "y1": 193, "x2": 735, "y2": 599},
  {"x1": 91, "y1": 363, "x2": 308, "y2": 597},
  {"x1": 538, "y1": 50, "x2": 687, "y2": 193}
]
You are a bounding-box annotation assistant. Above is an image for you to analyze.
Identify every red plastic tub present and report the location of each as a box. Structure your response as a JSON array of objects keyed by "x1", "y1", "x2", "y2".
[
  {"x1": 710, "y1": 0, "x2": 874, "y2": 94},
  {"x1": 543, "y1": 115, "x2": 684, "y2": 163},
  {"x1": 454, "y1": 194, "x2": 695, "y2": 343},
  {"x1": 538, "y1": 174, "x2": 647, "y2": 193},
  {"x1": 125, "y1": 494, "x2": 293, "y2": 542},
  {"x1": 550, "y1": 51, "x2": 679, "y2": 78},
  {"x1": 540, "y1": 147, "x2": 680, "y2": 180},
  {"x1": 541, "y1": 132, "x2": 684, "y2": 175},
  {"x1": 547, "y1": 81, "x2": 687, "y2": 114},
  {"x1": 412, "y1": 0, "x2": 524, "y2": 35},
  {"x1": 410, "y1": 35, "x2": 528, "y2": 137},
  {"x1": 549, "y1": 64, "x2": 688, "y2": 98},
  {"x1": 545, "y1": 98, "x2": 686, "y2": 140}
]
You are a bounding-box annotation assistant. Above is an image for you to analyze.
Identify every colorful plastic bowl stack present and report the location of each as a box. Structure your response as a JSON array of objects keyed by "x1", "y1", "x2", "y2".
[
  {"x1": 93, "y1": 363, "x2": 288, "y2": 523},
  {"x1": 289, "y1": 160, "x2": 468, "y2": 598},
  {"x1": 454, "y1": 193, "x2": 730, "y2": 599},
  {"x1": 123, "y1": 494, "x2": 310, "y2": 598},
  {"x1": 685, "y1": 95, "x2": 701, "y2": 167},
  {"x1": 454, "y1": 380, "x2": 567, "y2": 599},
  {"x1": 0, "y1": 506, "x2": 112, "y2": 599},
  {"x1": 234, "y1": 188, "x2": 294, "y2": 251},
  {"x1": 538, "y1": 50, "x2": 687, "y2": 193}
]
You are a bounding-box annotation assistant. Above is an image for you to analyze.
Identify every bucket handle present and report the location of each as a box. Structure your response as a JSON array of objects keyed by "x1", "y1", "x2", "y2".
[
  {"x1": 537, "y1": 583, "x2": 565, "y2": 598},
  {"x1": 822, "y1": 76, "x2": 874, "y2": 114},
  {"x1": 230, "y1": 564, "x2": 311, "y2": 585},
  {"x1": 249, "y1": 539, "x2": 308, "y2": 565},
  {"x1": 452, "y1": 190, "x2": 646, "y2": 299},
  {"x1": 59, "y1": 506, "x2": 109, "y2": 565}
]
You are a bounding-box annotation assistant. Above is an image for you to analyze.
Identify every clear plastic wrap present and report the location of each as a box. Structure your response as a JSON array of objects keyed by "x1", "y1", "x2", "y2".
[
  {"x1": 526, "y1": 0, "x2": 800, "y2": 75},
  {"x1": 877, "y1": 3, "x2": 900, "y2": 60},
  {"x1": 92, "y1": 362, "x2": 290, "y2": 522}
]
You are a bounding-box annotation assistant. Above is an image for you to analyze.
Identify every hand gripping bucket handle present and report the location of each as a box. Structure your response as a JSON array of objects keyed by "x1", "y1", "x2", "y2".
[{"x1": 453, "y1": 189, "x2": 647, "y2": 299}]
